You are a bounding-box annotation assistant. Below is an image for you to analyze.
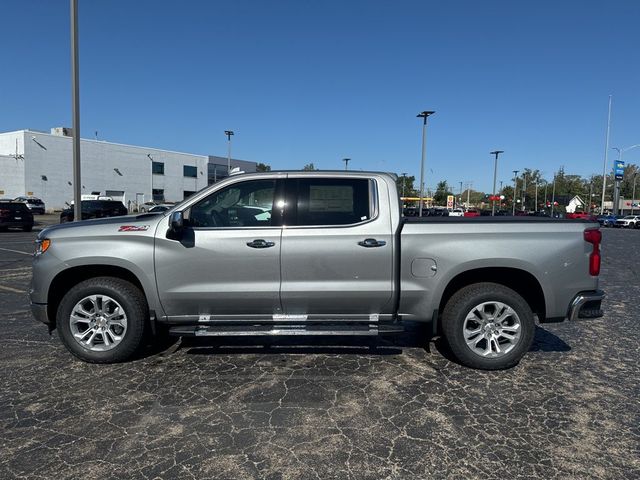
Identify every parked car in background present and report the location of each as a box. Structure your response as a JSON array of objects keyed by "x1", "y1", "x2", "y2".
[
  {"x1": 615, "y1": 215, "x2": 640, "y2": 228},
  {"x1": 148, "y1": 204, "x2": 174, "y2": 213},
  {"x1": 449, "y1": 208, "x2": 464, "y2": 217},
  {"x1": 463, "y1": 209, "x2": 480, "y2": 217},
  {"x1": 596, "y1": 215, "x2": 618, "y2": 227},
  {"x1": 139, "y1": 202, "x2": 158, "y2": 213},
  {"x1": 14, "y1": 196, "x2": 45, "y2": 214},
  {"x1": 566, "y1": 212, "x2": 597, "y2": 221},
  {"x1": 60, "y1": 200, "x2": 128, "y2": 223},
  {"x1": 0, "y1": 201, "x2": 34, "y2": 231}
]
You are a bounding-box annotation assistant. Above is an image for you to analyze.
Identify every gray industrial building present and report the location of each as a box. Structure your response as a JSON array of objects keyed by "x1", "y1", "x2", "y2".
[{"x1": 0, "y1": 128, "x2": 256, "y2": 211}]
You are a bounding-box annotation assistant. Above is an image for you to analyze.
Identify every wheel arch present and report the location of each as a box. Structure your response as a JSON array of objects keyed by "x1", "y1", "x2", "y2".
[
  {"x1": 47, "y1": 265, "x2": 147, "y2": 328},
  {"x1": 437, "y1": 267, "x2": 546, "y2": 329}
]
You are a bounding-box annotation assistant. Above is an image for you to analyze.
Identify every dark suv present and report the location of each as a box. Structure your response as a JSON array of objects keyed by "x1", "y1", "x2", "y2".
[
  {"x1": 0, "y1": 202, "x2": 34, "y2": 231},
  {"x1": 60, "y1": 200, "x2": 128, "y2": 223},
  {"x1": 14, "y1": 196, "x2": 46, "y2": 214}
]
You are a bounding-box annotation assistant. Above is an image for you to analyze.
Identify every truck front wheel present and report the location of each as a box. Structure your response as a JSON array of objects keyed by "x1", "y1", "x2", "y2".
[
  {"x1": 441, "y1": 282, "x2": 535, "y2": 370},
  {"x1": 56, "y1": 277, "x2": 148, "y2": 363}
]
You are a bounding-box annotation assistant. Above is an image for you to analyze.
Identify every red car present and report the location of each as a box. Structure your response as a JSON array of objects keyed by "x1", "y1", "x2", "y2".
[
  {"x1": 463, "y1": 209, "x2": 480, "y2": 217},
  {"x1": 566, "y1": 212, "x2": 597, "y2": 221}
]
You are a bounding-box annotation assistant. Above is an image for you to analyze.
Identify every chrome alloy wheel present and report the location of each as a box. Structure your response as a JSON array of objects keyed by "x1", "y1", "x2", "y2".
[
  {"x1": 69, "y1": 294, "x2": 128, "y2": 351},
  {"x1": 462, "y1": 301, "x2": 522, "y2": 358}
]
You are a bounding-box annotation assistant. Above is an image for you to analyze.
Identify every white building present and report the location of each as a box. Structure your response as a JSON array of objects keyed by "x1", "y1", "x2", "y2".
[{"x1": 0, "y1": 128, "x2": 256, "y2": 211}]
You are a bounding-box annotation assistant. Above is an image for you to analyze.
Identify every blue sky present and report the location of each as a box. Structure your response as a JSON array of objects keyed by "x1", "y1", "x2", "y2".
[{"x1": 2, "y1": 0, "x2": 639, "y2": 192}]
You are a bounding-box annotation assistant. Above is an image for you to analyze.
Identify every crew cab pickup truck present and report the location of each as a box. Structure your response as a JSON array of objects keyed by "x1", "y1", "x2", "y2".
[{"x1": 30, "y1": 172, "x2": 604, "y2": 370}]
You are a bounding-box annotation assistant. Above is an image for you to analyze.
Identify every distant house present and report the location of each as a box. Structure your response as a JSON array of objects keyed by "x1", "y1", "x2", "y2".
[{"x1": 565, "y1": 195, "x2": 585, "y2": 213}]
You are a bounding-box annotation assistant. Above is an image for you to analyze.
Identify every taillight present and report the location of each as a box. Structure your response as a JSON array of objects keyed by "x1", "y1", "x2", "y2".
[
  {"x1": 584, "y1": 228, "x2": 602, "y2": 276},
  {"x1": 0, "y1": 209, "x2": 10, "y2": 217}
]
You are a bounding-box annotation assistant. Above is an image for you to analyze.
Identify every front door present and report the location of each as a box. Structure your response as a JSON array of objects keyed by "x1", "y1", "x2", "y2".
[
  {"x1": 155, "y1": 178, "x2": 284, "y2": 320},
  {"x1": 280, "y1": 176, "x2": 394, "y2": 317}
]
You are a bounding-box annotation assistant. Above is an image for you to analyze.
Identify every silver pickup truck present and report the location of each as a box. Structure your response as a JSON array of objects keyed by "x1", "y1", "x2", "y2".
[{"x1": 30, "y1": 171, "x2": 604, "y2": 369}]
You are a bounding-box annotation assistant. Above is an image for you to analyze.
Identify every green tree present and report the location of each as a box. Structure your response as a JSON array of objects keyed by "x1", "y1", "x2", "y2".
[
  {"x1": 396, "y1": 174, "x2": 416, "y2": 198},
  {"x1": 302, "y1": 163, "x2": 317, "y2": 171},
  {"x1": 256, "y1": 163, "x2": 271, "y2": 172},
  {"x1": 433, "y1": 180, "x2": 452, "y2": 205}
]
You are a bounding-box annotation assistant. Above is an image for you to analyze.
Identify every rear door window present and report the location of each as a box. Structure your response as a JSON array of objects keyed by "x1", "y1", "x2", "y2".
[{"x1": 288, "y1": 178, "x2": 372, "y2": 226}]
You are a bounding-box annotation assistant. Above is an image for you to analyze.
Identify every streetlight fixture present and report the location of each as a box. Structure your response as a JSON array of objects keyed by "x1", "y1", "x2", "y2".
[
  {"x1": 417, "y1": 110, "x2": 435, "y2": 217},
  {"x1": 512, "y1": 170, "x2": 519, "y2": 216},
  {"x1": 224, "y1": 130, "x2": 234, "y2": 176},
  {"x1": 343, "y1": 158, "x2": 351, "y2": 170},
  {"x1": 490, "y1": 150, "x2": 504, "y2": 216}
]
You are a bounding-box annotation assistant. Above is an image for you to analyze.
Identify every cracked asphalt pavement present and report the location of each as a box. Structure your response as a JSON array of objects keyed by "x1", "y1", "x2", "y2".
[{"x1": 0, "y1": 219, "x2": 638, "y2": 479}]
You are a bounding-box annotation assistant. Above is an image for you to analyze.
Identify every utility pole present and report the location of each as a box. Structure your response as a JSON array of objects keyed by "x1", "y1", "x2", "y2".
[
  {"x1": 224, "y1": 130, "x2": 234, "y2": 176},
  {"x1": 533, "y1": 181, "x2": 538, "y2": 212},
  {"x1": 490, "y1": 150, "x2": 504, "y2": 216},
  {"x1": 600, "y1": 95, "x2": 612, "y2": 213},
  {"x1": 417, "y1": 111, "x2": 435, "y2": 217},
  {"x1": 466, "y1": 182, "x2": 472, "y2": 208},
  {"x1": 551, "y1": 173, "x2": 556, "y2": 217},
  {"x1": 343, "y1": 158, "x2": 350, "y2": 170},
  {"x1": 401, "y1": 172, "x2": 407, "y2": 198},
  {"x1": 521, "y1": 171, "x2": 527, "y2": 212},
  {"x1": 70, "y1": 0, "x2": 81, "y2": 222},
  {"x1": 512, "y1": 170, "x2": 519, "y2": 215},
  {"x1": 632, "y1": 173, "x2": 638, "y2": 215},
  {"x1": 459, "y1": 181, "x2": 463, "y2": 208}
]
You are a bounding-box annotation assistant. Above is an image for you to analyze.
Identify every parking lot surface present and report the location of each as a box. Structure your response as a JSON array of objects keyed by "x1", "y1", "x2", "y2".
[{"x1": 0, "y1": 219, "x2": 638, "y2": 479}]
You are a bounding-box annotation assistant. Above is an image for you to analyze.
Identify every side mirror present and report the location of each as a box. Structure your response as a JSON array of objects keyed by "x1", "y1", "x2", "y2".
[{"x1": 170, "y1": 211, "x2": 184, "y2": 234}]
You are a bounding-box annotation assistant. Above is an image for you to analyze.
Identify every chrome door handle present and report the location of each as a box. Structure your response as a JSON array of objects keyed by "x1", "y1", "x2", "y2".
[
  {"x1": 246, "y1": 239, "x2": 276, "y2": 249},
  {"x1": 358, "y1": 238, "x2": 386, "y2": 248}
]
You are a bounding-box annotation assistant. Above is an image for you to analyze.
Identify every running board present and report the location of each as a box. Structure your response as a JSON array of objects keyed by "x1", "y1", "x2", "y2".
[{"x1": 169, "y1": 322, "x2": 404, "y2": 337}]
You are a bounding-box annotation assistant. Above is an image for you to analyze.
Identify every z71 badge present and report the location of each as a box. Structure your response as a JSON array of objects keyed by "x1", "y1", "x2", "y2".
[{"x1": 118, "y1": 225, "x2": 150, "y2": 232}]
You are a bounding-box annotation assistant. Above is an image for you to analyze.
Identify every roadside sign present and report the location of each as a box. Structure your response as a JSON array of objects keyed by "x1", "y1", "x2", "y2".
[
  {"x1": 614, "y1": 160, "x2": 624, "y2": 181},
  {"x1": 447, "y1": 195, "x2": 454, "y2": 209}
]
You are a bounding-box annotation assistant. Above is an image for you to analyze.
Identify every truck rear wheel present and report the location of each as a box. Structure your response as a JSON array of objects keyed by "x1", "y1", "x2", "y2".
[
  {"x1": 56, "y1": 277, "x2": 147, "y2": 363},
  {"x1": 441, "y1": 282, "x2": 535, "y2": 370}
]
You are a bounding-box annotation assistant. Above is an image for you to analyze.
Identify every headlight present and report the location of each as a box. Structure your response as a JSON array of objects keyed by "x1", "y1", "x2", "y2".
[{"x1": 34, "y1": 238, "x2": 51, "y2": 256}]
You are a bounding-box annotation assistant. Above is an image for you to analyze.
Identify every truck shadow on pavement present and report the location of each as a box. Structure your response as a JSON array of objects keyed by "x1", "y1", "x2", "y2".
[{"x1": 171, "y1": 324, "x2": 570, "y2": 360}]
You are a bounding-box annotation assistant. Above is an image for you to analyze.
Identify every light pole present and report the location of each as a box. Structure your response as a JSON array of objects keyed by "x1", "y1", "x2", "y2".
[
  {"x1": 551, "y1": 173, "x2": 556, "y2": 217},
  {"x1": 632, "y1": 173, "x2": 638, "y2": 215},
  {"x1": 533, "y1": 181, "x2": 538, "y2": 212},
  {"x1": 417, "y1": 111, "x2": 435, "y2": 217},
  {"x1": 224, "y1": 130, "x2": 234, "y2": 176},
  {"x1": 70, "y1": 0, "x2": 81, "y2": 222},
  {"x1": 401, "y1": 172, "x2": 407, "y2": 198},
  {"x1": 512, "y1": 169, "x2": 519, "y2": 216},
  {"x1": 343, "y1": 158, "x2": 350, "y2": 170},
  {"x1": 490, "y1": 150, "x2": 504, "y2": 216},
  {"x1": 466, "y1": 182, "x2": 472, "y2": 208},
  {"x1": 521, "y1": 171, "x2": 528, "y2": 212},
  {"x1": 459, "y1": 181, "x2": 463, "y2": 208},
  {"x1": 611, "y1": 145, "x2": 640, "y2": 215},
  {"x1": 600, "y1": 95, "x2": 612, "y2": 214},
  {"x1": 147, "y1": 154, "x2": 154, "y2": 203}
]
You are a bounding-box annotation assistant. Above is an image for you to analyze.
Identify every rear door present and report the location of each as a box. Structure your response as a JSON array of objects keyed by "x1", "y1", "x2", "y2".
[{"x1": 279, "y1": 175, "x2": 394, "y2": 317}]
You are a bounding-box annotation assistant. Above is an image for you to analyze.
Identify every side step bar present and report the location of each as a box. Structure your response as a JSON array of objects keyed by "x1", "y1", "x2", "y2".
[{"x1": 169, "y1": 322, "x2": 405, "y2": 337}]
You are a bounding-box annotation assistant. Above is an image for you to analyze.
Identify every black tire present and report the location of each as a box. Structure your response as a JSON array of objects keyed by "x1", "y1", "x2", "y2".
[
  {"x1": 56, "y1": 277, "x2": 148, "y2": 363},
  {"x1": 22, "y1": 225, "x2": 33, "y2": 232},
  {"x1": 441, "y1": 282, "x2": 535, "y2": 370}
]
